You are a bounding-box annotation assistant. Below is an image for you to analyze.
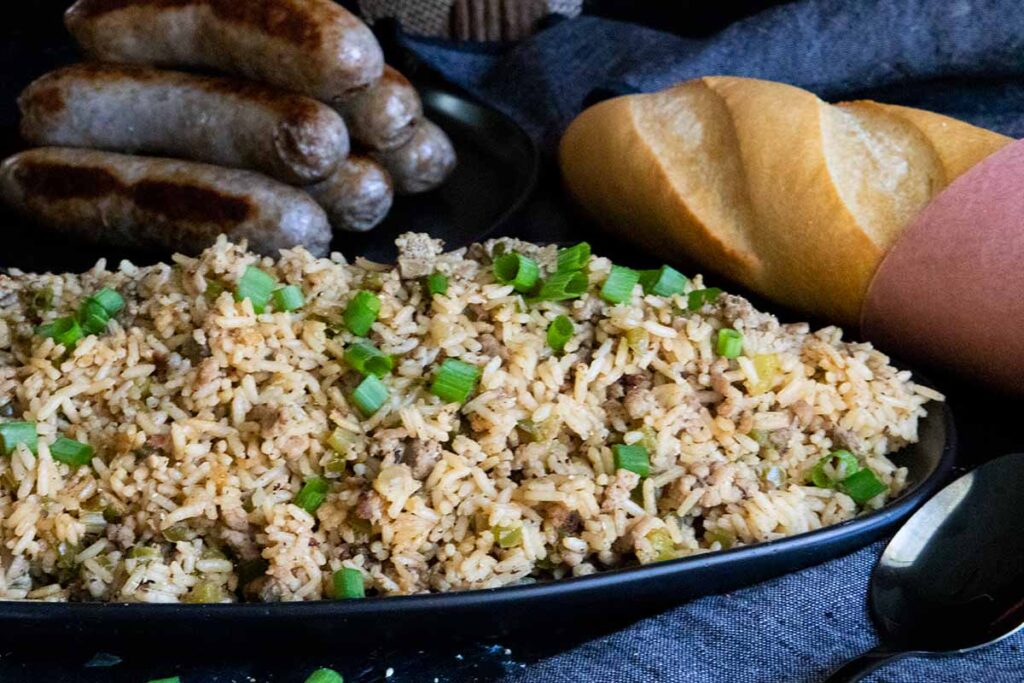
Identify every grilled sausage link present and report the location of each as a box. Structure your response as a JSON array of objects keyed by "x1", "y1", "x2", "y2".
[
  {"x1": 306, "y1": 155, "x2": 393, "y2": 233},
  {"x1": 372, "y1": 119, "x2": 456, "y2": 195},
  {"x1": 19, "y1": 64, "x2": 350, "y2": 185},
  {"x1": 337, "y1": 66, "x2": 422, "y2": 151},
  {"x1": 64, "y1": 0, "x2": 384, "y2": 102},
  {"x1": 0, "y1": 148, "x2": 331, "y2": 257}
]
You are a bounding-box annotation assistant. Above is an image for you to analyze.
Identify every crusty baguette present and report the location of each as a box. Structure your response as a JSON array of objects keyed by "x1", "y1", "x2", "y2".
[
  {"x1": 559, "y1": 77, "x2": 1011, "y2": 325},
  {"x1": 860, "y1": 102, "x2": 1012, "y2": 181}
]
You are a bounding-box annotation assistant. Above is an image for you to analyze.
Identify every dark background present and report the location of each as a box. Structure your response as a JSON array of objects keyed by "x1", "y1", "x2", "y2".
[
  {"x1": 1, "y1": 1, "x2": 1022, "y2": 681},
  {"x1": 584, "y1": 0, "x2": 793, "y2": 35}
]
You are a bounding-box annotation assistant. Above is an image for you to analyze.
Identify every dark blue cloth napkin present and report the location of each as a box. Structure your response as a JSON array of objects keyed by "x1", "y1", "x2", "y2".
[
  {"x1": 404, "y1": 0, "x2": 1024, "y2": 146},
  {"x1": 396, "y1": 1, "x2": 1024, "y2": 680}
]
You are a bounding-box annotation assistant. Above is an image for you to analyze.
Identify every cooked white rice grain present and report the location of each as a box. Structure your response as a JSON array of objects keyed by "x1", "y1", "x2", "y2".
[{"x1": 0, "y1": 233, "x2": 939, "y2": 602}]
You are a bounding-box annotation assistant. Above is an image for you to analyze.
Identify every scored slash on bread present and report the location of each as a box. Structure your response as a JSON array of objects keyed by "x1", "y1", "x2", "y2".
[{"x1": 559, "y1": 77, "x2": 1011, "y2": 326}]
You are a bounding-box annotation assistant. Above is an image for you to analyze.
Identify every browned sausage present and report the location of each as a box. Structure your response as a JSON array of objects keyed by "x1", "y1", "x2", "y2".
[
  {"x1": 64, "y1": 0, "x2": 384, "y2": 102},
  {"x1": 19, "y1": 64, "x2": 349, "y2": 185},
  {"x1": 0, "y1": 148, "x2": 331, "y2": 257},
  {"x1": 305, "y1": 155, "x2": 393, "y2": 233},
  {"x1": 371, "y1": 119, "x2": 457, "y2": 194},
  {"x1": 337, "y1": 66, "x2": 422, "y2": 151}
]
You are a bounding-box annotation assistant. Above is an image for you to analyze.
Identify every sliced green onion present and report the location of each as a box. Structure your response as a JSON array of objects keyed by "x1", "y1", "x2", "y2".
[
  {"x1": 49, "y1": 437, "x2": 93, "y2": 467},
  {"x1": 687, "y1": 287, "x2": 722, "y2": 311},
  {"x1": 612, "y1": 443, "x2": 650, "y2": 477},
  {"x1": 600, "y1": 265, "x2": 640, "y2": 304},
  {"x1": 90, "y1": 288, "x2": 124, "y2": 316},
  {"x1": 129, "y1": 546, "x2": 162, "y2": 560},
  {"x1": 351, "y1": 375, "x2": 388, "y2": 416},
  {"x1": 324, "y1": 453, "x2": 347, "y2": 476},
  {"x1": 493, "y1": 253, "x2": 540, "y2": 293},
  {"x1": 705, "y1": 528, "x2": 737, "y2": 550},
  {"x1": 492, "y1": 525, "x2": 522, "y2": 548},
  {"x1": 343, "y1": 291, "x2": 381, "y2": 336},
  {"x1": 556, "y1": 242, "x2": 591, "y2": 272},
  {"x1": 78, "y1": 298, "x2": 110, "y2": 335},
  {"x1": 647, "y1": 528, "x2": 677, "y2": 562},
  {"x1": 534, "y1": 271, "x2": 589, "y2": 302},
  {"x1": 430, "y1": 358, "x2": 481, "y2": 404},
  {"x1": 637, "y1": 271, "x2": 660, "y2": 294},
  {"x1": 333, "y1": 567, "x2": 365, "y2": 599},
  {"x1": 183, "y1": 580, "x2": 225, "y2": 604},
  {"x1": 344, "y1": 342, "x2": 393, "y2": 378},
  {"x1": 809, "y1": 450, "x2": 861, "y2": 488},
  {"x1": 629, "y1": 481, "x2": 644, "y2": 507},
  {"x1": 272, "y1": 285, "x2": 305, "y2": 312},
  {"x1": 625, "y1": 328, "x2": 648, "y2": 351},
  {"x1": 516, "y1": 419, "x2": 540, "y2": 443},
  {"x1": 306, "y1": 668, "x2": 344, "y2": 683},
  {"x1": 36, "y1": 316, "x2": 83, "y2": 348},
  {"x1": 348, "y1": 516, "x2": 372, "y2": 537},
  {"x1": 841, "y1": 468, "x2": 887, "y2": 503},
  {"x1": 294, "y1": 477, "x2": 329, "y2": 514},
  {"x1": 146, "y1": 678, "x2": 181, "y2": 683},
  {"x1": 29, "y1": 286, "x2": 53, "y2": 313},
  {"x1": 546, "y1": 315, "x2": 574, "y2": 354},
  {"x1": 426, "y1": 272, "x2": 448, "y2": 296},
  {"x1": 162, "y1": 524, "x2": 194, "y2": 543},
  {"x1": 234, "y1": 266, "x2": 276, "y2": 314},
  {"x1": 716, "y1": 328, "x2": 744, "y2": 358},
  {"x1": 204, "y1": 280, "x2": 225, "y2": 302},
  {"x1": 326, "y1": 427, "x2": 356, "y2": 456},
  {"x1": 638, "y1": 266, "x2": 688, "y2": 296},
  {"x1": 200, "y1": 546, "x2": 227, "y2": 561},
  {"x1": 0, "y1": 421, "x2": 38, "y2": 456}
]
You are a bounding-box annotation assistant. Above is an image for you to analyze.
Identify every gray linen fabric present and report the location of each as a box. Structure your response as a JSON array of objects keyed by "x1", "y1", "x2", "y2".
[
  {"x1": 506, "y1": 543, "x2": 1024, "y2": 682},
  {"x1": 403, "y1": 0, "x2": 1024, "y2": 146}
]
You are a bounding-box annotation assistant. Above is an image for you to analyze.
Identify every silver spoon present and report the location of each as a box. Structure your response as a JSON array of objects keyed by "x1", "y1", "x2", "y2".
[{"x1": 826, "y1": 452, "x2": 1024, "y2": 682}]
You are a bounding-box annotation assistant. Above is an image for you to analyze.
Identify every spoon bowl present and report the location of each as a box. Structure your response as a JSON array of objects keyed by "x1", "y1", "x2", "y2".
[{"x1": 828, "y1": 452, "x2": 1024, "y2": 681}]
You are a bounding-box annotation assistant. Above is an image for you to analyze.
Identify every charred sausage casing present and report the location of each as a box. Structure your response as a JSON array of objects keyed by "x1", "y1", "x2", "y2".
[
  {"x1": 306, "y1": 155, "x2": 393, "y2": 233},
  {"x1": 0, "y1": 147, "x2": 332, "y2": 257},
  {"x1": 19, "y1": 63, "x2": 350, "y2": 185},
  {"x1": 65, "y1": 0, "x2": 384, "y2": 102},
  {"x1": 372, "y1": 119, "x2": 456, "y2": 195}
]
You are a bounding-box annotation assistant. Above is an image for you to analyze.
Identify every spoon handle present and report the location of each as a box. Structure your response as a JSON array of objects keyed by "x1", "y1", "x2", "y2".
[{"x1": 823, "y1": 646, "x2": 911, "y2": 682}]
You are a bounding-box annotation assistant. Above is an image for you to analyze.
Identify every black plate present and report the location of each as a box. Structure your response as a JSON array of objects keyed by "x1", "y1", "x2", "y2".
[
  {"x1": 0, "y1": 0, "x2": 954, "y2": 657},
  {"x1": 0, "y1": 400, "x2": 954, "y2": 649}
]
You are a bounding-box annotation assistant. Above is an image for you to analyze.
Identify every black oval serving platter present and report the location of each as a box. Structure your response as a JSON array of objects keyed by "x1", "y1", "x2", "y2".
[
  {"x1": 0, "y1": 0, "x2": 956, "y2": 658},
  {"x1": 0, "y1": 401, "x2": 955, "y2": 650}
]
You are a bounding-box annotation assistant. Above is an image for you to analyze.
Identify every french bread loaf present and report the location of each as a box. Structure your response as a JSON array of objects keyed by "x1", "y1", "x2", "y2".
[{"x1": 558, "y1": 77, "x2": 1011, "y2": 325}]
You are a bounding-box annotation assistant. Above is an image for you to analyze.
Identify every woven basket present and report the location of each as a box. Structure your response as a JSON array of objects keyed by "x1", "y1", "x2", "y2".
[{"x1": 359, "y1": 0, "x2": 582, "y2": 40}]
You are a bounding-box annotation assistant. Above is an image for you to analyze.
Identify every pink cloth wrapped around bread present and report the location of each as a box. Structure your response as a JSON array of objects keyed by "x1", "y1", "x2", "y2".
[{"x1": 862, "y1": 139, "x2": 1024, "y2": 394}]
